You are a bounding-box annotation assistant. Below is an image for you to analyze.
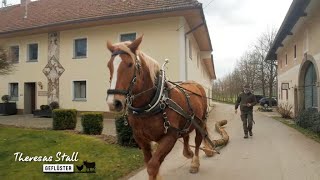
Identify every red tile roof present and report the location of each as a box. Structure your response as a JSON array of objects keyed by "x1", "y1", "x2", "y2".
[{"x1": 0, "y1": 0, "x2": 201, "y2": 34}]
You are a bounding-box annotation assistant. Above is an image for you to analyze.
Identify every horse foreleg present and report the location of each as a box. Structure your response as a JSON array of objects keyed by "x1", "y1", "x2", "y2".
[
  {"x1": 133, "y1": 135, "x2": 152, "y2": 166},
  {"x1": 182, "y1": 135, "x2": 194, "y2": 159},
  {"x1": 147, "y1": 134, "x2": 177, "y2": 180},
  {"x1": 190, "y1": 129, "x2": 202, "y2": 174}
]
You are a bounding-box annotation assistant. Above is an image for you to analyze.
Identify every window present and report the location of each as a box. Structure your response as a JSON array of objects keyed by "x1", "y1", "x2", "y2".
[
  {"x1": 120, "y1": 33, "x2": 136, "y2": 42},
  {"x1": 73, "y1": 81, "x2": 86, "y2": 100},
  {"x1": 74, "y1": 38, "x2": 87, "y2": 58},
  {"x1": 28, "y1": 43, "x2": 38, "y2": 61},
  {"x1": 294, "y1": 45, "x2": 297, "y2": 59},
  {"x1": 189, "y1": 40, "x2": 192, "y2": 60},
  {"x1": 9, "y1": 83, "x2": 18, "y2": 101},
  {"x1": 9, "y1": 46, "x2": 19, "y2": 63},
  {"x1": 285, "y1": 54, "x2": 288, "y2": 65}
]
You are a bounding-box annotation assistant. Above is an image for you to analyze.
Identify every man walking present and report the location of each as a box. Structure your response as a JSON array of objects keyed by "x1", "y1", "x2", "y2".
[{"x1": 235, "y1": 84, "x2": 257, "y2": 138}]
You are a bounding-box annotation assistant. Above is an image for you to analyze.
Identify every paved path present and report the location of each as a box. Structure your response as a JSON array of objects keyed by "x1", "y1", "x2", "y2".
[
  {"x1": 130, "y1": 102, "x2": 320, "y2": 180},
  {"x1": 0, "y1": 115, "x2": 116, "y2": 136}
]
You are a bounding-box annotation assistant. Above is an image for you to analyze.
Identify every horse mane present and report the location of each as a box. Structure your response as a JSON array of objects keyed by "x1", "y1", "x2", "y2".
[
  {"x1": 114, "y1": 41, "x2": 160, "y2": 84},
  {"x1": 138, "y1": 52, "x2": 160, "y2": 84}
]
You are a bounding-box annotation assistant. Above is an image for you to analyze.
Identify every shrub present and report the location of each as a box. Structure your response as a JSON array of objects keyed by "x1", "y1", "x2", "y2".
[
  {"x1": 52, "y1": 109, "x2": 77, "y2": 130},
  {"x1": 277, "y1": 103, "x2": 293, "y2": 119},
  {"x1": 81, "y1": 113, "x2": 103, "y2": 135},
  {"x1": 49, "y1": 101, "x2": 59, "y2": 110},
  {"x1": 295, "y1": 109, "x2": 320, "y2": 134},
  {"x1": 40, "y1": 105, "x2": 50, "y2": 110},
  {"x1": 115, "y1": 115, "x2": 138, "y2": 147},
  {"x1": 1, "y1": 95, "x2": 9, "y2": 103}
]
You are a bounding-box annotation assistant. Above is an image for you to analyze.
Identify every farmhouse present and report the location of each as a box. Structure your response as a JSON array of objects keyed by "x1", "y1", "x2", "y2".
[
  {"x1": 266, "y1": 0, "x2": 320, "y2": 116},
  {"x1": 0, "y1": 0, "x2": 216, "y2": 115}
]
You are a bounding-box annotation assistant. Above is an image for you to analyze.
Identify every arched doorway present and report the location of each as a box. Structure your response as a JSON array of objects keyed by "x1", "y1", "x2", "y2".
[
  {"x1": 298, "y1": 54, "x2": 319, "y2": 113},
  {"x1": 304, "y1": 63, "x2": 318, "y2": 109}
]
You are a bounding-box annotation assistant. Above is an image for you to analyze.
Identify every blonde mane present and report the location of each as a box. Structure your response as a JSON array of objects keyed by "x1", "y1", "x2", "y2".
[{"x1": 114, "y1": 42, "x2": 160, "y2": 84}]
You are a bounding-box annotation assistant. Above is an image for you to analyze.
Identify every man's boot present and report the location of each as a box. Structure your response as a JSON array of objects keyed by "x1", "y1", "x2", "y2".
[
  {"x1": 244, "y1": 132, "x2": 248, "y2": 139},
  {"x1": 249, "y1": 130, "x2": 253, "y2": 136}
]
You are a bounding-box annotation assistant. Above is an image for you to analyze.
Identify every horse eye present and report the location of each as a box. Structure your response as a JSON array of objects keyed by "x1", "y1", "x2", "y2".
[{"x1": 128, "y1": 63, "x2": 133, "y2": 68}]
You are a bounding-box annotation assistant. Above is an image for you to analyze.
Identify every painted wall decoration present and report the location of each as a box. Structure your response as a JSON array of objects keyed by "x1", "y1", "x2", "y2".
[{"x1": 43, "y1": 32, "x2": 64, "y2": 104}]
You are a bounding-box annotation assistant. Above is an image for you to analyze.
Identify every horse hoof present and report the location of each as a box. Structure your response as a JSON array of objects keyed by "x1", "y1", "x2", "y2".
[
  {"x1": 183, "y1": 150, "x2": 194, "y2": 159},
  {"x1": 205, "y1": 151, "x2": 214, "y2": 157},
  {"x1": 189, "y1": 166, "x2": 199, "y2": 174}
]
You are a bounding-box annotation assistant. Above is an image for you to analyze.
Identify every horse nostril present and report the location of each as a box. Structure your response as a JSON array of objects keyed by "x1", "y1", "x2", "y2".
[{"x1": 114, "y1": 100, "x2": 123, "y2": 111}]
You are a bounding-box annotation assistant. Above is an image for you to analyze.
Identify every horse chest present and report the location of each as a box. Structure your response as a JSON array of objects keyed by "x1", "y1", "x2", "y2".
[{"x1": 128, "y1": 115, "x2": 164, "y2": 141}]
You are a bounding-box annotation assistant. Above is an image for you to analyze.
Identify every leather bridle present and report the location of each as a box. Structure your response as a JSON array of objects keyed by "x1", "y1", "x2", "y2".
[{"x1": 107, "y1": 50, "x2": 141, "y2": 100}]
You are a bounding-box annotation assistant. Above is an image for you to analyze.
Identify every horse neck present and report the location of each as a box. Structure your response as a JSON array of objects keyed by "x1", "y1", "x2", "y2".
[{"x1": 131, "y1": 59, "x2": 157, "y2": 108}]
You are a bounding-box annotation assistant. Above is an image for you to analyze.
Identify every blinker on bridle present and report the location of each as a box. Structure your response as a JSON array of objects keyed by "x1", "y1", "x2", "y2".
[{"x1": 107, "y1": 50, "x2": 141, "y2": 97}]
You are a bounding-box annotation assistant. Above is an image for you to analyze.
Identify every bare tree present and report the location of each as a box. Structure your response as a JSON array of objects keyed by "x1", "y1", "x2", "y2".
[{"x1": 212, "y1": 28, "x2": 278, "y2": 106}]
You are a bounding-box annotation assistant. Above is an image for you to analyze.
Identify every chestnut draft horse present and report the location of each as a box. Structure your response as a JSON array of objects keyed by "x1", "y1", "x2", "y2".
[{"x1": 106, "y1": 36, "x2": 228, "y2": 180}]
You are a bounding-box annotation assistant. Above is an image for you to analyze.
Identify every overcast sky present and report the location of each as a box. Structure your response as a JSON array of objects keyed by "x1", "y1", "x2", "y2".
[
  {"x1": 198, "y1": 0, "x2": 292, "y2": 79},
  {"x1": 6, "y1": 0, "x2": 292, "y2": 79}
]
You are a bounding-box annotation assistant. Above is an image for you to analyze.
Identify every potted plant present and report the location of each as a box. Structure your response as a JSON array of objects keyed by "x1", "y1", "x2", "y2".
[
  {"x1": 33, "y1": 101, "x2": 59, "y2": 118},
  {"x1": 0, "y1": 95, "x2": 17, "y2": 115}
]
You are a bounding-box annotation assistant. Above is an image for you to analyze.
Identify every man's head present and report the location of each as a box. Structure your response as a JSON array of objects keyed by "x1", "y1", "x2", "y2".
[{"x1": 243, "y1": 84, "x2": 251, "y2": 94}]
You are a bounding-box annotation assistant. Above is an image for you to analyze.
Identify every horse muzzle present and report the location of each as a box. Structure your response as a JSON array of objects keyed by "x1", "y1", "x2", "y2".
[{"x1": 108, "y1": 99, "x2": 125, "y2": 112}]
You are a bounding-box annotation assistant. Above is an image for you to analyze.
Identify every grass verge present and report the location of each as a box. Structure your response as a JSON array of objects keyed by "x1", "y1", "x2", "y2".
[
  {"x1": 272, "y1": 117, "x2": 320, "y2": 143},
  {"x1": 0, "y1": 125, "x2": 143, "y2": 179}
]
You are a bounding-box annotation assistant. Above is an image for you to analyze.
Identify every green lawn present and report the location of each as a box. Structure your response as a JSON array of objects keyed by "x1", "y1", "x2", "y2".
[
  {"x1": 272, "y1": 117, "x2": 320, "y2": 143},
  {"x1": 0, "y1": 125, "x2": 143, "y2": 180}
]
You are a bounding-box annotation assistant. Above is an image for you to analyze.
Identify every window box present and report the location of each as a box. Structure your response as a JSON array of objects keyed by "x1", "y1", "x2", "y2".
[
  {"x1": 0, "y1": 102, "x2": 17, "y2": 115},
  {"x1": 33, "y1": 109, "x2": 52, "y2": 118}
]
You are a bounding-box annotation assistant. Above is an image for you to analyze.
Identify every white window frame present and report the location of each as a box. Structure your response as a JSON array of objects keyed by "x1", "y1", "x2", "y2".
[
  {"x1": 73, "y1": 37, "x2": 88, "y2": 59},
  {"x1": 9, "y1": 44, "x2": 20, "y2": 63},
  {"x1": 72, "y1": 80, "x2": 87, "y2": 101},
  {"x1": 119, "y1": 32, "x2": 137, "y2": 42},
  {"x1": 8, "y1": 82, "x2": 19, "y2": 101},
  {"x1": 27, "y1": 42, "x2": 39, "y2": 62}
]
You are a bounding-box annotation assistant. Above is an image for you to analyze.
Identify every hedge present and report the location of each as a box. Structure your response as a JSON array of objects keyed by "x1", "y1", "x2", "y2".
[
  {"x1": 52, "y1": 109, "x2": 77, "y2": 130},
  {"x1": 81, "y1": 113, "x2": 103, "y2": 135},
  {"x1": 115, "y1": 116, "x2": 138, "y2": 147},
  {"x1": 295, "y1": 109, "x2": 320, "y2": 134}
]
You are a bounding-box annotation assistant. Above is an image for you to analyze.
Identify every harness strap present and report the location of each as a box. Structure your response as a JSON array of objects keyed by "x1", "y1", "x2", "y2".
[{"x1": 107, "y1": 89, "x2": 128, "y2": 95}]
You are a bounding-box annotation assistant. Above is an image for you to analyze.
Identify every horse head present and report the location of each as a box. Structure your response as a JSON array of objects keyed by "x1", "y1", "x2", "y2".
[{"x1": 106, "y1": 35, "x2": 159, "y2": 112}]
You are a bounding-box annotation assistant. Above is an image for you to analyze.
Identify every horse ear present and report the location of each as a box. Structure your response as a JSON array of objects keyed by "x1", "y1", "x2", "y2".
[
  {"x1": 106, "y1": 40, "x2": 114, "y2": 52},
  {"x1": 128, "y1": 35, "x2": 143, "y2": 53}
]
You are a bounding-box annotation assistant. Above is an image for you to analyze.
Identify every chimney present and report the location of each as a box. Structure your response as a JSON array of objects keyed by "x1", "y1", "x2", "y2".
[{"x1": 21, "y1": 0, "x2": 31, "y2": 6}]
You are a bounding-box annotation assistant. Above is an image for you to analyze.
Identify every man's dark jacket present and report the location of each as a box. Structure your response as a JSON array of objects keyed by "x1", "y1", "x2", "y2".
[{"x1": 235, "y1": 92, "x2": 257, "y2": 112}]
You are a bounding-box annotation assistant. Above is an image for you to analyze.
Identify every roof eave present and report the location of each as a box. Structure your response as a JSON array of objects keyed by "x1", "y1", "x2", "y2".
[
  {"x1": 0, "y1": 6, "x2": 200, "y2": 37},
  {"x1": 265, "y1": 0, "x2": 311, "y2": 61}
]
